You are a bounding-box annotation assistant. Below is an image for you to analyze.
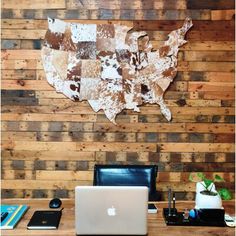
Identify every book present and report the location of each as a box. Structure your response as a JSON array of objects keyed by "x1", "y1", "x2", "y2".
[
  {"x1": 0, "y1": 205, "x2": 29, "y2": 229},
  {"x1": 27, "y1": 210, "x2": 62, "y2": 230}
]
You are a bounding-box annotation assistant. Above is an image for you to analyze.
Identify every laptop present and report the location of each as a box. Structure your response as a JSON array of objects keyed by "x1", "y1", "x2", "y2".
[{"x1": 75, "y1": 186, "x2": 148, "y2": 235}]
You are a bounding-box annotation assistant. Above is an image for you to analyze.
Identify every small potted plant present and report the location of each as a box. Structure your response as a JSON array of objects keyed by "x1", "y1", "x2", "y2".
[{"x1": 189, "y1": 172, "x2": 232, "y2": 209}]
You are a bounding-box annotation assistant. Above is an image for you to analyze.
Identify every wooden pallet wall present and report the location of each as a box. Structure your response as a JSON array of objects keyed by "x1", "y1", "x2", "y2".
[{"x1": 1, "y1": 0, "x2": 235, "y2": 200}]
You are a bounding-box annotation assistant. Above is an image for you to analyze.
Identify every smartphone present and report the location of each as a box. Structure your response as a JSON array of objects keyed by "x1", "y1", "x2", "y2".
[{"x1": 148, "y1": 204, "x2": 158, "y2": 214}]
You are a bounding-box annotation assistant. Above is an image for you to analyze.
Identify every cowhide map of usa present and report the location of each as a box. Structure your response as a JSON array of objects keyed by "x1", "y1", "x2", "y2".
[{"x1": 41, "y1": 18, "x2": 193, "y2": 124}]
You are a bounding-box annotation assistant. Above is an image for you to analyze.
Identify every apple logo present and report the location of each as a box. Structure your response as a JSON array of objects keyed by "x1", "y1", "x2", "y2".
[{"x1": 107, "y1": 206, "x2": 116, "y2": 216}]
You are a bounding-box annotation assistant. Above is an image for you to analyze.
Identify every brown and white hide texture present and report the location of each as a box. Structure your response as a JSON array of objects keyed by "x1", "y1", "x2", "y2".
[{"x1": 42, "y1": 18, "x2": 193, "y2": 124}]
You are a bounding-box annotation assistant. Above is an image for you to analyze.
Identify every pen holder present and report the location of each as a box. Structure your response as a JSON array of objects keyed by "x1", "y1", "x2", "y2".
[
  {"x1": 162, "y1": 208, "x2": 226, "y2": 227},
  {"x1": 163, "y1": 208, "x2": 177, "y2": 217}
]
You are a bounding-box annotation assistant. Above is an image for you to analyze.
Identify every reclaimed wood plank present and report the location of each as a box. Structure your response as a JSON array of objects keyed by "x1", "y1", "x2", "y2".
[
  {"x1": 1, "y1": 9, "x2": 212, "y2": 20},
  {"x1": 36, "y1": 98, "x2": 221, "y2": 107},
  {"x1": 2, "y1": 141, "x2": 157, "y2": 152},
  {"x1": 1, "y1": 113, "x2": 97, "y2": 122},
  {"x1": 149, "y1": 30, "x2": 235, "y2": 41},
  {"x1": 178, "y1": 62, "x2": 235, "y2": 72},
  {"x1": 1, "y1": 180, "x2": 90, "y2": 189},
  {"x1": 152, "y1": 41, "x2": 235, "y2": 51},
  {"x1": 2, "y1": 0, "x2": 66, "y2": 9},
  {"x1": 94, "y1": 123, "x2": 186, "y2": 133},
  {"x1": 36, "y1": 170, "x2": 93, "y2": 180},
  {"x1": 188, "y1": 82, "x2": 235, "y2": 91},
  {"x1": 27, "y1": 171, "x2": 232, "y2": 182},
  {"x1": 1, "y1": 121, "x2": 94, "y2": 132},
  {"x1": 157, "y1": 172, "x2": 234, "y2": 182},
  {"x1": 2, "y1": 105, "x2": 234, "y2": 115},
  {"x1": 1, "y1": 59, "x2": 43, "y2": 70},
  {"x1": 0, "y1": 28, "x2": 50, "y2": 39},
  {"x1": 214, "y1": 134, "x2": 235, "y2": 143},
  {"x1": 139, "y1": 107, "x2": 235, "y2": 115},
  {"x1": 1, "y1": 19, "x2": 133, "y2": 29},
  {"x1": 1, "y1": 50, "x2": 41, "y2": 60},
  {"x1": 211, "y1": 10, "x2": 235, "y2": 20},
  {"x1": 1, "y1": 70, "x2": 36, "y2": 80},
  {"x1": 186, "y1": 123, "x2": 235, "y2": 133},
  {"x1": 133, "y1": 20, "x2": 235, "y2": 31},
  {"x1": 2, "y1": 140, "x2": 78, "y2": 151},
  {"x1": 1, "y1": 39, "x2": 21, "y2": 49},
  {"x1": 203, "y1": 91, "x2": 235, "y2": 100},
  {"x1": 184, "y1": 51, "x2": 235, "y2": 62},
  {"x1": 93, "y1": 123, "x2": 235, "y2": 133},
  {"x1": 187, "y1": 0, "x2": 235, "y2": 10},
  {"x1": 35, "y1": 131, "x2": 136, "y2": 142},
  {"x1": 4, "y1": 179, "x2": 220, "y2": 192},
  {"x1": 2, "y1": 150, "x2": 96, "y2": 161},
  {"x1": 66, "y1": 0, "x2": 187, "y2": 10},
  {"x1": 2, "y1": 131, "x2": 37, "y2": 141},
  {"x1": 204, "y1": 72, "x2": 234, "y2": 82},
  {"x1": 158, "y1": 143, "x2": 234, "y2": 153},
  {"x1": 2, "y1": 80, "x2": 51, "y2": 90},
  {"x1": 2, "y1": 19, "x2": 235, "y2": 31},
  {"x1": 186, "y1": 30, "x2": 235, "y2": 41}
]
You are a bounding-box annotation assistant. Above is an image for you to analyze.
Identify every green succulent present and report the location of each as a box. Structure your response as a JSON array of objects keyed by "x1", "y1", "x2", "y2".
[{"x1": 189, "y1": 172, "x2": 232, "y2": 200}]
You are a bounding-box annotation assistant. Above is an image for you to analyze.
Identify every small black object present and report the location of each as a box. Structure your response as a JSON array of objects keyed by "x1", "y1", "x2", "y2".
[
  {"x1": 172, "y1": 193, "x2": 176, "y2": 216},
  {"x1": 1, "y1": 212, "x2": 8, "y2": 222},
  {"x1": 27, "y1": 210, "x2": 62, "y2": 229},
  {"x1": 163, "y1": 208, "x2": 225, "y2": 227},
  {"x1": 168, "y1": 188, "x2": 172, "y2": 216},
  {"x1": 49, "y1": 198, "x2": 62, "y2": 209}
]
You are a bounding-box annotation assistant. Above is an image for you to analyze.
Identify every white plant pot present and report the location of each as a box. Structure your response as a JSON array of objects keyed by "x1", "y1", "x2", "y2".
[{"x1": 195, "y1": 182, "x2": 222, "y2": 209}]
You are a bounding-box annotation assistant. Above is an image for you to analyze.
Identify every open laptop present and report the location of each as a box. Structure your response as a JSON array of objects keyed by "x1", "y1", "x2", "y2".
[{"x1": 75, "y1": 186, "x2": 148, "y2": 235}]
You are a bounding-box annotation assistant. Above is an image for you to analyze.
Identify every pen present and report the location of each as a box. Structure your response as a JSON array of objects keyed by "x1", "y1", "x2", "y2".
[
  {"x1": 173, "y1": 193, "x2": 176, "y2": 216},
  {"x1": 168, "y1": 188, "x2": 172, "y2": 216}
]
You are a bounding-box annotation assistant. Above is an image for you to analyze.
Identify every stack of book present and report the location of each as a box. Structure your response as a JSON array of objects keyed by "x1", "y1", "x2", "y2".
[{"x1": 0, "y1": 205, "x2": 28, "y2": 229}]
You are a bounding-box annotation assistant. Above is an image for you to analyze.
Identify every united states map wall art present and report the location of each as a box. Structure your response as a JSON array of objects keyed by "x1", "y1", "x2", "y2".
[{"x1": 41, "y1": 18, "x2": 193, "y2": 124}]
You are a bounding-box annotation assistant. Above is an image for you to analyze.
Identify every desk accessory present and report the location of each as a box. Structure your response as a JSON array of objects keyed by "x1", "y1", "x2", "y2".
[
  {"x1": 148, "y1": 204, "x2": 158, "y2": 214},
  {"x1": 163, "y1": 190, "x2": 226, "y2": 227},
  {"x1": 0, "y1": 205, "x2": 28, "y2": 229},
  {"x1": 27, "y1": 208, "x2": 63, "y2": 230},
  {"x1": 166, "y1": 188, "x2": 177, "y2": 218},
  {"x1": 49, "y1": 198, "x2": 62, "y2": 209},
  {"x1": 224, "y1": 214, "x2": 235, "y2": 227}
]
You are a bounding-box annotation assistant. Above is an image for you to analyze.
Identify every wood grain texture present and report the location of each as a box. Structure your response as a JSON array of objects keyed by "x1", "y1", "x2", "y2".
[
  {"x1": 2, "y1": 0, "x2": 66, "y2": 9},
  {"x1": 1, "y1": 0, "x2": 235, "y2": 200}
]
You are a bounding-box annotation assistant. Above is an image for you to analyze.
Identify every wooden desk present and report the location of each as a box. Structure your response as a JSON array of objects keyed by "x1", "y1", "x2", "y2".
[{"x1": 1, "y1": 199, "x2": 235, "y2": 236}]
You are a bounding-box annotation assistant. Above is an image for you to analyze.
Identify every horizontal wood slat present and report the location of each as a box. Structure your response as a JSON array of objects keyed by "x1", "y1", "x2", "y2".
[
  {"x1": 2, "y1": 19, "x2": 235, "y2": 31},
  {"x1": 2, "y1": 0, "x2": 66, "y2": 9},
  {"x1": 2, "y1": 141, "x2": 157, "y2": 152}
]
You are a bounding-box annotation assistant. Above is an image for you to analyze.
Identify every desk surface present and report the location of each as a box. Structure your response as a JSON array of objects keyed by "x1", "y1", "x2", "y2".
[{"x1": 1, "y1": 199, "x2": 235, "y2": 236}]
